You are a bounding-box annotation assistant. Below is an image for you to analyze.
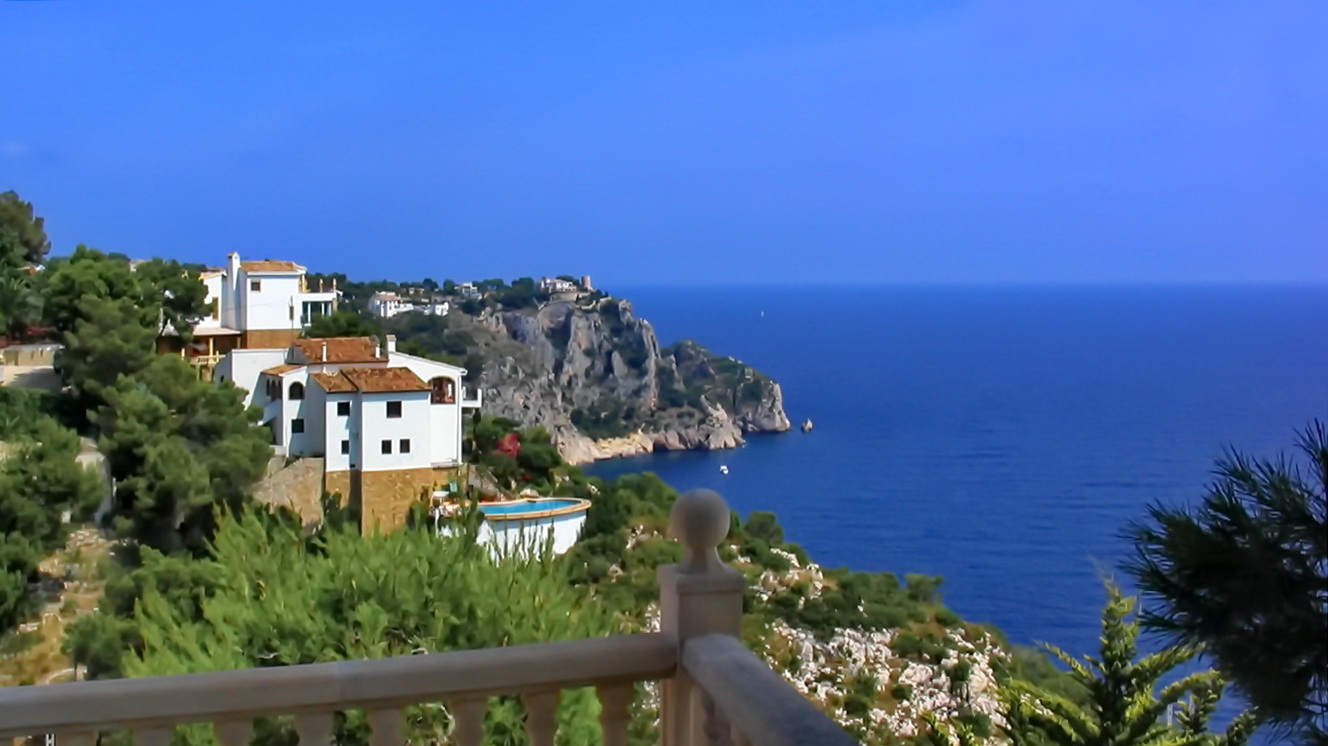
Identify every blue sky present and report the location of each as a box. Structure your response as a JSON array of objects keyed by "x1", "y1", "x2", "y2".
[{"x1": 2, "y1": 1, "x2": 1325, "y2": 285}]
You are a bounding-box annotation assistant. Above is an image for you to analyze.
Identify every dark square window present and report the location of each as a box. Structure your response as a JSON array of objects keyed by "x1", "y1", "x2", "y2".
[
  {"x1": 386, "y1": 401, "x2": 402, "y2": 418},
  {"x1": 250, "y1": 279, "x2": 261, "y2": 292},
  {"x1": 337, "y1": 401, "x2": 350, "y2": 416},
  {"x1": 340, "y1": 440, "x2": 350, "y2": 455},
  {"x1": 399, "y1": 439, "x2": 411, "y2": 454},
  {"x1": 291, "y1": 418, "x2": 304, "y2": 434},
  {"x1": 381, "y1": 439, "x2": 392, "y2": 455}
]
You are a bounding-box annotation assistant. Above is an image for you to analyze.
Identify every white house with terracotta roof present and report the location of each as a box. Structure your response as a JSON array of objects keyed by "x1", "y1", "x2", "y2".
[
  {"x1": 186, "y1": 253, "x2": 339, "y2": 361},
  {"x1": 215, "y1": 335, "x2": 480, "y2": 529}
]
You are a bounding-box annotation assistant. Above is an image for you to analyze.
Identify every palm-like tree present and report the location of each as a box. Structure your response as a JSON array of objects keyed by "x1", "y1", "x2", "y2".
[
  {"x1": 0, "y1": 271, "x2": 43, "y2": 342},
  {"x1": 1125, "y1": 421, "x2": 1327, "y2": 744},
  {"x1": 1004, "y1": 582, "x2": 1255, "y2": 746}
]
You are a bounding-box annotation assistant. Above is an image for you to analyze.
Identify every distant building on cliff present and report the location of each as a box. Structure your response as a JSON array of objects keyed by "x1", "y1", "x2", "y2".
[
  {"x1": 367, "y1": 290, "x2": 449, "y2": 319},
  {"x1": 215, "y1": 334, "x2": 480, "y2": 531},
  {"x1": 161, "y1": 252, "x2": 339, "y2": 372}
]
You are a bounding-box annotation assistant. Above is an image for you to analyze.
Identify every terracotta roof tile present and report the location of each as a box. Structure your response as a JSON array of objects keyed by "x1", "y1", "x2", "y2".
[
  {"x1": 293, "y1": 337, "x2": 384, "y2": 364},
  {"x1": 339, "y1": 367, "x2": 430, "y2": 393},
  {"x1": 241, "y1": 260, "x2": 304, "y2": 273},
  {"x1": 262, "y1": 364, "x2": 303, "y2": 376},
  {"x1": 310, "y1": 371, "x2": 356, "y2": 393}
]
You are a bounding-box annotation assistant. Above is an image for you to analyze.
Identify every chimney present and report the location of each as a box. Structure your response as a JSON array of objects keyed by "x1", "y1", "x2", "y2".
[{"x1": 385, "y1": 334, "x2": 397, "y2": 354}]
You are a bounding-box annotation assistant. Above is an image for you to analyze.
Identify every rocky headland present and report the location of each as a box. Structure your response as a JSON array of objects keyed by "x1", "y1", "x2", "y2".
[{"x1": 389, "y1": 294, "x2": 790, "y2": 463}]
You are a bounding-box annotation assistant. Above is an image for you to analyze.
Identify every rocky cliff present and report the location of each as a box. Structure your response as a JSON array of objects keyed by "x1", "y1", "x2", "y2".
[{"x1": 389, "y1": 295, "x2": 790, "y2": 463}]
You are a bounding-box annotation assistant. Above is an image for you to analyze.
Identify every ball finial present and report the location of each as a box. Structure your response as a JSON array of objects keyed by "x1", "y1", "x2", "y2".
[{"x1": 671, "y1": 488, "x2": 731, "y2": 574}]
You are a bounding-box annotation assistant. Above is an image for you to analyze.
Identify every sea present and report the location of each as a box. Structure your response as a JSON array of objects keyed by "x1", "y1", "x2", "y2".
[{"x1": 585, "y1": 284, "x2": 1327, "y2": 711}]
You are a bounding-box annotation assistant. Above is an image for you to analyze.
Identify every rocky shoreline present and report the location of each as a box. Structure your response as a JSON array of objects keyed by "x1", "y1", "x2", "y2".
[{"x1": 438, "y1": 296, "x2": 791, "y2": 463}]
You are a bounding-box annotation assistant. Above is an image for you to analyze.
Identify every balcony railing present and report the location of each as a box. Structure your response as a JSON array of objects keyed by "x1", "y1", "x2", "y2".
[
  {"x1": 460, "y1": 386, "x2": 482, "y2": 408},
  {"x1": 0, "y1": 491, "x2": 857, "y2": 746}
]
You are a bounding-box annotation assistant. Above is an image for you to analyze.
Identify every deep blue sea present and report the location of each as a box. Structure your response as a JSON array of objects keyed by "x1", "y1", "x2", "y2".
[{"x1": 586, "y1": 285, "x2": 1328, "y2": 667}]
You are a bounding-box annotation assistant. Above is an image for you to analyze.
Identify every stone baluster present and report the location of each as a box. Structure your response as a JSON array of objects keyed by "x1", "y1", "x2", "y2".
[
  {"x1": 522, "y1": 690, "x2": 560, "y2": 746},
  {"x1": 449, "y1": 696, "x2": 488, "y2": 746},
  {"x1": 294, "y1": 712, "x2": 335, "y2": 746},
  {"x1": 597, "y1": 683, "x2": 634, "y2": 746},
  {"x1": 366, "y1": 708, "x2": 404, "y2": 746},
  {"x1": 214, "y1": 719, "x2": 253, "y2": 746},
  {"x1": 659, "y1": 489, "x2": 746, "y2": 746}
]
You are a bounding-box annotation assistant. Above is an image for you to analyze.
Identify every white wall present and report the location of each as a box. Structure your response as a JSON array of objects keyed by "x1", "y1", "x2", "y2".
[
  {"x1": 358, "y1": 391, "x2": 431, "y2": 472},
  {"x1": 215, "y1": 349, "x2": 288, "y2": 408},
  {"x1": 323, "y1": 393, "x2": 358, "y2": 471},
  {"x1": 196, "y1": 274, "x2": 225, "y2": 331},
  {"x1": 477, "y1": 512, "x2": 586, "y2": 556},
  {"x1": 388, "y1": 352, "x2": 467, "y2": 466},
  {"x1": 240, "y1": 272, "x2": 303, "y2": 331},
  {"x1": 282, "y1": 373, "x2": 318, "y2": 457}
]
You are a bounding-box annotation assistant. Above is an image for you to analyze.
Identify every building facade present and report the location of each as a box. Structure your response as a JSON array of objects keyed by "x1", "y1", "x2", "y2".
[
  {"x1": 367, "y1": 291, "x2": 449, "y2": 319},
  {"x1": 176, "y1": 253, "x2": 339, "y2": 368},
  {"x1": 215, "y1": 335, "x2": 481, "y2": 530}
]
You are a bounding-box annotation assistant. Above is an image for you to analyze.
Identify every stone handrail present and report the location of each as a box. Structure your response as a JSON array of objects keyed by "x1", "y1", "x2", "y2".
[
  {"x1": 0, "y1": 635, "x2": 671, "y2": 744},
  {"x1": 683, "y1": 635, "x2": 859, "y2": 746},
  {"x1": 0, "y1": 490, "x2": 860, "y2": 746}
]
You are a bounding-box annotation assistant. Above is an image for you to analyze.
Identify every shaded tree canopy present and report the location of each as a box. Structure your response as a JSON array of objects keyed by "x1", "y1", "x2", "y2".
[
  {"x1": 38, "y1": 246, "x2": 209, "y2": 339},
  {"x1": 0, "y1": 418, "x2": 105, "y2": 631},
  {"x1": 0, "y1": 191, "x2": 50, "y2": 267},
  {"x1": 303, "y1": 310, "x2": 382, "y2": 339},
  {"x1": 1125, "y1": 420, "x2": 1328, "y2": 744}
]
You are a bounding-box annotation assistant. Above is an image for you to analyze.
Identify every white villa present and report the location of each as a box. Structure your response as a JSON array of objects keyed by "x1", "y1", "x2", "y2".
[
  {"x1": 215, "y1": 334, "x2": 481, "y2": 530},
  {"x1": 165, "y1": 252, "x2": 339, "y2": 369},
  {"x1": 367, "y1": 290, "x2": 449, "y2": 319}
]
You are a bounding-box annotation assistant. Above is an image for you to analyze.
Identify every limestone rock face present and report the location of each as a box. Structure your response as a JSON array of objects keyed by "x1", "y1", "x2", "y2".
[{"x1": 442, "y1": 296, "x2": 791, "y2": 463}]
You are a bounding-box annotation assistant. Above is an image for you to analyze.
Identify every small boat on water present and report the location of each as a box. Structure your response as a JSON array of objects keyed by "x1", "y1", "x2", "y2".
[
  {"x1": 801, "y1": 418, "x2": 814, "y2": 433},
  {"x1": 719, "y1": 465, "x2": 729, "y2": 474}
]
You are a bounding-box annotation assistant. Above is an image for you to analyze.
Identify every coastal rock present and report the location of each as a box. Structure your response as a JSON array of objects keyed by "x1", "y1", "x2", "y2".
[{"x1": 420, "y1": 296, "x2": 790, "y2": 463}]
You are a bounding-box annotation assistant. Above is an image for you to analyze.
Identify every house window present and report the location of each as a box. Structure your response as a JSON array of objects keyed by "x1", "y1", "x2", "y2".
[
  {"x1": 399, "y1": 439, "x2": 411, "y2": 454},
  {"x1": 381, "y1": 439, "x2": 392, "y2": 455},
  {"x1": 340, "y1": 440, "x2": 350, "y2": 455},
  {"x1": 291, "y1": 418, "x2": 305, "y2": 434},
  {"x1": 337, "y1": 401, "x2": 350, "y2": 416},
  {"x1": 250, "y1": 279, "x2": 261, "y2": 292},
  {"x1": 430, "y1": 377, "x2": 456, "y2": 405},
  {"x1": 386, "y1": 401, "x2": 402, "y2": 418},
  {"x1": 289, "y1": 382, "x2": 305, "y2": 400}
]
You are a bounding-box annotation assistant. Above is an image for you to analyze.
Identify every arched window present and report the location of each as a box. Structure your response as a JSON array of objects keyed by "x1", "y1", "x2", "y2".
[
  {"x1": 289, "y1": 382, "x2": 305, "y2": 400},
  {"x1": 430, "y1": 377, "x2": 456, "y2": 404}
]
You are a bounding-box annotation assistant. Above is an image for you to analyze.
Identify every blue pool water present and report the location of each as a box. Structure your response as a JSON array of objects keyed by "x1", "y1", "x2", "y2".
[{"x1": 479, "y1": 499, "x2": 583, "y2": 515}]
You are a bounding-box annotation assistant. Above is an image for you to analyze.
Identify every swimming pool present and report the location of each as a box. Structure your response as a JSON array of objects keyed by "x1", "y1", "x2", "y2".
[
  {"x1": 478, "y1": 498, "x2": 588, "y2": 517},
  {"x1": 472, "y1": 498, "x2": 591, "y2": 555}
]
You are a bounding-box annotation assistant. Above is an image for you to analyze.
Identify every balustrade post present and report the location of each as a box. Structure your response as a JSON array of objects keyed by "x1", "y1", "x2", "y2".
[{"x1": 659, "y1": 489, "x2": 745, "y2": 746}]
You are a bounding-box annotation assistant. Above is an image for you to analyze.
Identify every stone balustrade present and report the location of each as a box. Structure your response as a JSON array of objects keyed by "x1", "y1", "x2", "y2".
[{"x1": 0, "y1": 490, "x2": 858, "y2": 745}]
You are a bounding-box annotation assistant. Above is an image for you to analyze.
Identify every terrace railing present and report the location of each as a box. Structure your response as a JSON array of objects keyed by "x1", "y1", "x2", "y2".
[
  {"x1": 460, "y1": 386, "x2": 483, "y2": 408},
  {"x1": 0, "y1": 490, "x2": 858, "y2": 746}
]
